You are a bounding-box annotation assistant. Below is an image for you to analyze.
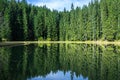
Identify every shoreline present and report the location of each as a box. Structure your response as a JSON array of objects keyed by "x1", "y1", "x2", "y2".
[{"x1": 1, "y1": 41, "x2": 120, "y2": 46}]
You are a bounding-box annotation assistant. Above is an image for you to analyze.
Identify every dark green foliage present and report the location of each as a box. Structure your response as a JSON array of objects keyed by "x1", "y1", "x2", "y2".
[
  {"x1": 0, "y1": 0, "x2": 120, "y2": 41},
  {"x1": 1, "y1": 44, "x2": 120, "y2": 80},
  {"x1": 22, "y1": 1, "x2": 28, "y2": 40},
  {"x1": 0, "y1": 12, "x2": 3, "y2": 41}
]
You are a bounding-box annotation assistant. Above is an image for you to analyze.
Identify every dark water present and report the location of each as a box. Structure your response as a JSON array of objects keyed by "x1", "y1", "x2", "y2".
[{"x1": 0, "y1": 44, "x2": 120, "y2": 80}]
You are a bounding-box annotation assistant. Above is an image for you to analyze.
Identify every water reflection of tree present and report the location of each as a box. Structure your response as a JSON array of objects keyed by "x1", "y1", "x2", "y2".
[
  {"x1": 0, "y1": 47, "x2": 11, "y2": 80},
  {"x1": 8, "y1": 46, "x2": 26, "y2": 80},
  {"x1": 59, "y1": 44, "x2": 120, "y2": 80},
  {"x1": 0, "y1": 44, "x2": 120, "y2": 80}
]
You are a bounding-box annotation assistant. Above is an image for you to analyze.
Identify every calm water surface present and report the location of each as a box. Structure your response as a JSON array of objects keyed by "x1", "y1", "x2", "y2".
[{"x1": 0, "y1": 44, "x2": 120, "y2": 80}]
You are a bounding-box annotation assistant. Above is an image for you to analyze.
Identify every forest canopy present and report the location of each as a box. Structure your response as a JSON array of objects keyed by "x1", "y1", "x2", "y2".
[{"x1": 0, "y1": 0, "x2": 120, "y2": 41}]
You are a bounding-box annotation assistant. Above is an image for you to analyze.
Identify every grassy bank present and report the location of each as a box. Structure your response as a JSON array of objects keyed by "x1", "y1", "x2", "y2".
[
  {"x1": 0, "y1": 42, "x2": 26, "y2": 47},
  {"x1": 1, "y1": 41, "x2": 120, "y2": 46}
]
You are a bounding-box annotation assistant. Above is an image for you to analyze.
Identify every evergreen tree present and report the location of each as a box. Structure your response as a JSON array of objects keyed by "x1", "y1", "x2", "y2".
[
  {"x1": 92, "y1": 0, "x2": 101, "y2": 40},
  {"x1": 22, "y1": 0, "x2": 28, "y2": 40},
  {"x1": 100, "y1": 0, "x2": 109, "y2": 40},
  {"x1": 59, "y1": 9, "x2": 70, "y2": 41},
  {"x1": 0, "y1": 0, "x2": 8, "y2": 41},
  {"x1": 34, "y1": 8, "x2": 43, "y2": 40},
  {"x1": 87, "y1": 2, "x2": 94, "y2": 40},
  {"x1": 0, "y1": 7, "x2": 11, "y2": 41},
  {"x1": 28, "y1": 6, "x2": 36, "y2": 40},
  {"x1": 117, "y1": 0, "x2": 120, "y2": 40},
  {"x1": 82, "y1": 5, "x2": 89, "y2": 41},
  {"x1": 1, "y1": 0, "x2": 120, "y2": 41}
]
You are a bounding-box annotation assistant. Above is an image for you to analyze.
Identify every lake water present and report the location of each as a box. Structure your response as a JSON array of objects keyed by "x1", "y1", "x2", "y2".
[{"x1": 0, "y1": 43, "x2": 120, "y2": 80}]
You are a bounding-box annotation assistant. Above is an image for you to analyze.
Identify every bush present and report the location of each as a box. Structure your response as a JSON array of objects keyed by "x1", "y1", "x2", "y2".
[
  {"x1": 46, "y1": 38, "x2": 51, "y2": 41},
  {"x1": 2, "y1": 38, "x2": 7, "y2": 42},
  {"x1": 38, "y1": 37, "x2": 43, "y2": 41},
  {"x1": 38, "y1": 37, "x2": 51, "y2": 41}
]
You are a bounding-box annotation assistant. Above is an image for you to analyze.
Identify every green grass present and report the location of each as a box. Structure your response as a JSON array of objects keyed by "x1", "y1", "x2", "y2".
[{"x1": 1, "y1": 41, "x2": 120, "y2": 46}]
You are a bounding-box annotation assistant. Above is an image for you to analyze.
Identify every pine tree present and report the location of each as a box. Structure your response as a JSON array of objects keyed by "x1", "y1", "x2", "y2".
[
  {"x1": 0, "y1": 0, "x2": 8, "y2": 41},
  {"x1": 75, "y1": 7, "x2": 82, "y2": 40},
  {"x1": 0, "y1": 7, "x2": 11, "y2": 41},
  {"x1": 28, "y1": 6, "x2": 36, "y2": 40},
  {"x1": 22, "y1": 0, "x2": 28, "y2": 40},
  {"x1": 1, "y1": 0, "x2": 120, "y2": 41},
  {"x1": 69, "y1": 3, "x2": 76, "y2": 40},
  {"x1": 87, "y1": 2, "x2": 94, "y2": 40},
  {"x1": 100, "y1": 0, "x2": 108, "y2": 40},
  {"x1": 59, "y1": 9, "x2": 70, "y2": 41},
  {"x1": 92, "y1": 0, "x2": 100, "y2": 40},
  {"x1": 117, "y1": 0, "x2": 120, "y2": 40},
  {"x1": 104, "y1": 0, "x2": 117, "y2": 41},
  {"x1": 82, "y1": 5, "x2": 89, "y2": 41}
]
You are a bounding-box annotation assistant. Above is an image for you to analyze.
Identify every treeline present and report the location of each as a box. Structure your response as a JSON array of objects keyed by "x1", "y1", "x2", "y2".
[{"x1": 0, "y1": 0, "x2": 120, "y2": 41}]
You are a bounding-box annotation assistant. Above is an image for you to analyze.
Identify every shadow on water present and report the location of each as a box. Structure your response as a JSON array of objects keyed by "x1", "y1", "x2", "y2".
[{"x1": 0, "y1": 43, "x2": 120, "y2": 80}]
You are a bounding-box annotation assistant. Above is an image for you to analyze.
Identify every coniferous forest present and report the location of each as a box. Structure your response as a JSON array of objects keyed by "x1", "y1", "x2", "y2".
[{"x1": 0, "y1": 0, "x2": 120, "y2": 41}]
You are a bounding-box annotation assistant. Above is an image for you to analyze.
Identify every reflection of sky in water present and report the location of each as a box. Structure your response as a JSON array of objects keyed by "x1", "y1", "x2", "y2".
[{"x1": 27, "y1": 71, "x2": 88, "y2": 80}]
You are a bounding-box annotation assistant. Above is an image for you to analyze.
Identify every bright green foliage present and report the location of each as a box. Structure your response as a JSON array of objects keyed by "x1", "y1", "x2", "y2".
[
  {"x1": 92, "y1": 0, "x2": 101, "y2": 40},
  {"x1": 38, "y1": 37, "x2": 43, "y2": 41},
  {"x1": 100, "y1": 0, "x2": 109, "y2": 40},
  {"x1": 82, "y1": 5, "x2": 89, "y2": 41},
  {"x1": 59, "y1": 9, "x2": 70, "y2": 41},
  {"x1": 0, "y1": 0, "x2": 120, "y2": 41},
  {"x1": 117, "y1": 0, "x2": 120, "y2": 40}
]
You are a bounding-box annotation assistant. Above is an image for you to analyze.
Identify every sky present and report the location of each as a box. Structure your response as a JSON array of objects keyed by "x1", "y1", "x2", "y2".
[
  {"x1": 27, "y1": 71, "x2": 88, "y2": 80},
  {"x1": 27, "y1": 0, "x2": 91, "y2": 11}
]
